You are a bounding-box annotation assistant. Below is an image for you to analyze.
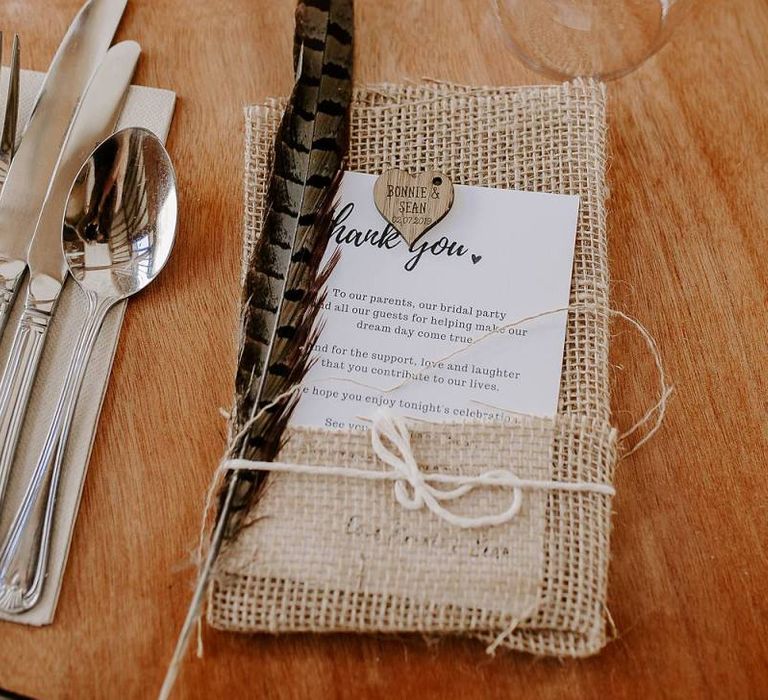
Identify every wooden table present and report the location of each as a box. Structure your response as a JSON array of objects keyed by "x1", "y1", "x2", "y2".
[{"x1": 0, "y1": 1, "x2": 766, "y2": 697}]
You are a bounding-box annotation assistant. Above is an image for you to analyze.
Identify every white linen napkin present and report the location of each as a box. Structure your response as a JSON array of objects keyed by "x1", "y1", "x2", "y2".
[{"x1": 0, "y1": 68, "x2": 176, "y2": 626}]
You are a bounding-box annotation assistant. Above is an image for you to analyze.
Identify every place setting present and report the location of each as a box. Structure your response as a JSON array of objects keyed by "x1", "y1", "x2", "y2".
[
  {"x1": 6, "y1": 0, "x2": 743, "y2": 697},
  {"x1": 0, "y1": 0, "x2": 674, "y2": 657}
]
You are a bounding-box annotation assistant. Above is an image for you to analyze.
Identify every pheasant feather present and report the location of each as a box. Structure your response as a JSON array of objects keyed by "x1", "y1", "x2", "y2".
[
  {"x1": 226, "y1": 0, "x2": 354, "y2": 539},
  {"x1": 161, "y1": 3, "x2": 353, "y2": 694}
]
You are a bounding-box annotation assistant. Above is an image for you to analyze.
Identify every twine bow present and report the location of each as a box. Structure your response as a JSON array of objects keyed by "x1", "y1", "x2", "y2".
[{"x1": 370, "y1": 410, "x2": 524, "y2": 527}]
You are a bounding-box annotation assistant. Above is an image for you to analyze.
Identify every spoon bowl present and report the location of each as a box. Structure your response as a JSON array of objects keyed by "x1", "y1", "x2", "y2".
[{"x1": 64, "y1": 126, "x2": 177, "y2": 298}]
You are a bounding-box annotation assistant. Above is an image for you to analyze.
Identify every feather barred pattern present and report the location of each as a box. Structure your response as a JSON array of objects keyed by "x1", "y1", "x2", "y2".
[
  {"x1": 224, "y1": 0, "x2": 354, "y2": 539},
  {"x1": 161, "y1": 5, "x2": 352, "y2": 691}
]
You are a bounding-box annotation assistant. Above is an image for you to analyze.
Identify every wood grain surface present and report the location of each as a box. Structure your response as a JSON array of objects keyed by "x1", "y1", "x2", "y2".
[{"x1": 0, "y1": 1, "x2": 766, "y2": 698}]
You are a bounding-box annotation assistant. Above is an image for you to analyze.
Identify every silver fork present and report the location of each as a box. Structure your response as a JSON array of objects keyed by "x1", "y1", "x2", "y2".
[{"x1": 0, "y1": 33, "x2": 20, "y2": 187}]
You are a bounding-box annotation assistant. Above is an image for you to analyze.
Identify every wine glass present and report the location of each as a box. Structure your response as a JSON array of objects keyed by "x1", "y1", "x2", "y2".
[{"x1": 493, "y1": 0, "x2": 693, "y2": 81}]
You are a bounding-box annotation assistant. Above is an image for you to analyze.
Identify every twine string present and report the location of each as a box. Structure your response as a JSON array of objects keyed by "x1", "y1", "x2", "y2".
[
  {"x1": 299, "y1": 303, "x2": 672, "y2": 458},
  {"x1": 206, "y1": 301, "x2": 669, "y2": 552},
  {"x1": 221, "y1": 408, "x2": 615, "y2": 529}
]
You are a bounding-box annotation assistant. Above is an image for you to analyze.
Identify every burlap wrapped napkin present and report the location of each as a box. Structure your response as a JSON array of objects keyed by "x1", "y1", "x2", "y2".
[{"x1": 208, "y1": 80, "x2": 617, "y2": 657}]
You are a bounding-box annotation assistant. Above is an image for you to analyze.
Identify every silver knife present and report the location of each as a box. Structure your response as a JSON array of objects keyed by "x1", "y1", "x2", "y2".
[
  {"x1": 0, "y1": 0, "x2": 127, "y2": 338},
  {"x1": 0, "y1": 41, "x2": 140, "y2": 507}
]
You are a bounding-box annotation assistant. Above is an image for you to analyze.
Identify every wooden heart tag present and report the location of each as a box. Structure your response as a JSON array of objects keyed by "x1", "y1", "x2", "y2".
[{"x1": 373, "y1": 169, "x2": 454, "y2": 247}]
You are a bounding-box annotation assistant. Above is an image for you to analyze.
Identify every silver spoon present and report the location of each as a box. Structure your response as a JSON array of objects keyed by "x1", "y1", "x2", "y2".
[{"x1": 0, "y1": 127, "x2": 177, "y2": 613}]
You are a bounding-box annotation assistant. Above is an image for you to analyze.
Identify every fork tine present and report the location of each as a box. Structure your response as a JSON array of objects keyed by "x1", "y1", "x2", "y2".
[
  {"x1": 0, "y1": 33, "x2": 19, "y2": 186},
  {"x1": 1, "y1": 35, "x2": 20, "y2": 160}
]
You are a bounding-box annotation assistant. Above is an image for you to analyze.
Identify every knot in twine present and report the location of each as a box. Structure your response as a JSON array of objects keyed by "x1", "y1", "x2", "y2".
[
  {"x1": 222, "y1": 408, "x2": 615, "y2": 530},
  {"x1": 370, "y1": 409, "x2": 524, "y2": 528}
]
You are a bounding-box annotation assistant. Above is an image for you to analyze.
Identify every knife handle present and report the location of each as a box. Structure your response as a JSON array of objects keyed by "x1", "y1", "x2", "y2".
[
  {"x1": 0, "y1": 301, "x2": 54, "y2": 507},
  {"x1": 0, "y1": 260, "x2": 25, "y2": 339}
]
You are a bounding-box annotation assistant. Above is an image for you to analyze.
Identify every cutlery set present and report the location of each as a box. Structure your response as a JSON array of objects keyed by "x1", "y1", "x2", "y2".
[{"x1": 0, "y1": 0, "x2": 177, "y2": 614}]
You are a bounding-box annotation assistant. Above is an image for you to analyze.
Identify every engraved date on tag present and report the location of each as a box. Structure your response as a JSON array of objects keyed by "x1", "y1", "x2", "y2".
[{"x1": 373, "y1": 169, "x2": 455, "y2": 247}]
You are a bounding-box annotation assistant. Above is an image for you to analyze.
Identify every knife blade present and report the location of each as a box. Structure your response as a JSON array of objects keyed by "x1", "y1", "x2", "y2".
[
  {"x1": 0, "y1": 0, "x2": 127, "y2": 337},
  {"x1": 0, "y1": 41, "x2": 140, "y2": 506}
]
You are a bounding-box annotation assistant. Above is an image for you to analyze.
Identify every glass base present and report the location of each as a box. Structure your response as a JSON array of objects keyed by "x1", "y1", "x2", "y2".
[{"x1": 492, "y1": 0, "x2": 688, "y2": 81}]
